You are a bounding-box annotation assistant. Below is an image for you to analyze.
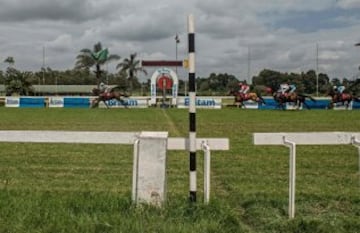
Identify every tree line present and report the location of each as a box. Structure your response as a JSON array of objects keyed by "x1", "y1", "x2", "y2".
[
  {"x1": 251, "y1": 69, "x2": 360, "y2": 96},
  {"x1": 1, "y1": 42, "x2": 359, "y2": 96}
]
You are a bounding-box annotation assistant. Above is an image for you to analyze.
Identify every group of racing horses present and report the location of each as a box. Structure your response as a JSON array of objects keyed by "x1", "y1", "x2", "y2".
[
  {"x1": 229, "y1": 87, "x2": 360, "y2": 110},
  {"x1": 90, "y1": 85, "x2": 360, "y2": 110}
]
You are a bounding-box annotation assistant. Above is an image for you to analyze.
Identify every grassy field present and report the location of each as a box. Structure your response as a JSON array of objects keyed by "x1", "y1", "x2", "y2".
[{"x1": 0, "y1": 108, "x2": 359, "y2": 233}]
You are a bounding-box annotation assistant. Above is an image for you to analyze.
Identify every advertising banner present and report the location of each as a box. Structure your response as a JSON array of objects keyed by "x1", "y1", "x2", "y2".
[
  {"x1": 19, "y1": 97, "x2": 45, "y2": 108},
  {"x1": 99, "y1": 98, "x2": 149, "y2": 108},
  {"x1": 177, "y1": 97, "x2": 222, "y2": 109},
  {"x1": 49, "y1": 97, "x2": 64, "y2": 108},
  {"x1": 5, "y1": 97, "x2": 20, "y2": 107},
  {"x1": 242, "y1": 101, "x2": 259, "y2": 109},
  {"x1": 64, "y1": 97, "x2": 90, "y2": 108}
]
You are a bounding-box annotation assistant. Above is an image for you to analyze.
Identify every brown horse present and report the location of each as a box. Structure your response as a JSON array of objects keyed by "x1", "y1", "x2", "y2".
[
  {"x1": 229, "y1": 90, "x2": 266, "y2": 108},
  {"x1": 271, "y1": 89, "x2": 316, "y2": 110},
  {"x1": 328, "y1": 89, "x2": 360, "y2": 109},
  {"x1": 91, "y1": 86, "x2": 129, "y2": 108}
]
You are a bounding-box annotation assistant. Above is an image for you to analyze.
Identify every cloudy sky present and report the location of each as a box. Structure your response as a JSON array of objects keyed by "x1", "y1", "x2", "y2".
[{"x1": 1, "y1": 0, "x2": 360, "y2": 82}]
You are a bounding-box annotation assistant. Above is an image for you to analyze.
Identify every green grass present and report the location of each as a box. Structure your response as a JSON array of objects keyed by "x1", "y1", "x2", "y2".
[{"x1": 0, "y1": 108, "x2": 359, "y2": 233}]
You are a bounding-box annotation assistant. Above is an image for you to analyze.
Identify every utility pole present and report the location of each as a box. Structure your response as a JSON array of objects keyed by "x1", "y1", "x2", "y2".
[
  {"x1": 316, "y1": 43, "x2": 319, "y2": 96},
  {"x1": 175, "y1": 34, "x2": 180, "y2": 75},
  {"x1": 247, "y1": 47, "x2": 251, "y2": 84},
  {"x1": 42, "y1": 46, "x2": 46, "y2": 95}
]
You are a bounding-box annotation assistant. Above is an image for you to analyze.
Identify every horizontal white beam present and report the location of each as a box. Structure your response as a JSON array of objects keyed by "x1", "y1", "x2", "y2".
[
  {"x1": 254, "y1": 132, "x2": 360, "y2": 145},
  {"x1": 0, "y1": 130, "x2": 229, "y2": 151},
  {"x1": 168, "y1": 138, "x2": 229, "y2": 150},
  {"x1": 0, "y1": 130, "x2": 138, "y2": 144}
]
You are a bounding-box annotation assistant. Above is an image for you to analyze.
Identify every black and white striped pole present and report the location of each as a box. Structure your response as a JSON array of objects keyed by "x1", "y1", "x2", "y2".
[{"x1": 188, "y1": 14, "x2": 197, "y2": 202}]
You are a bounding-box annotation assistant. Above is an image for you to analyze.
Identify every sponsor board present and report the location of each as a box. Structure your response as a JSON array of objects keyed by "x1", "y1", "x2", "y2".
[
  {"x1": 49, "y1": 97, "x2": 64, "y2": 108},
  {"x1": 20, "y1": 97, "x2": 45, "y2": 108},
  {"x1": 63, "y1": 97, "x2": 90, "y2": 108},
  {"x1": 100, "y1": 98, "x2": 149, "y2": 108},
  {"x1": 333, "y1": 102, "x2": 352, "y2": 110},
  {"x1": 177, "y1": 97, "x2": 222, "y2": 109},
  {"x1": 5, "y1": 97, "x2": 20, "y2": 107},
  {"x1": 242, "y1": 100, "x2": 259, "y2": 109},
  {"x1": 286, "y1": 102, "x2": 302, "y2": 110}
]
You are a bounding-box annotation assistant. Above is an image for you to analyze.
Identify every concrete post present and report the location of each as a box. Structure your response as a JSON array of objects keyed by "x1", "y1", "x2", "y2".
[{"x1": 133, "y1": 131, "x2": 168, "y2": 206}]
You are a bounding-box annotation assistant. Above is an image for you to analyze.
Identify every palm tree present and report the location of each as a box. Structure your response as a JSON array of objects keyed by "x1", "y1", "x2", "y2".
[
  {"x1": 4, "y1": 56, "x2": 15, "y2": 67},
  {"x1": 116, "y1": 53, "x2": 147, "y2": 92},
  {"x1": 75, "y1": 42, "x2": 120, "y2": 87}
]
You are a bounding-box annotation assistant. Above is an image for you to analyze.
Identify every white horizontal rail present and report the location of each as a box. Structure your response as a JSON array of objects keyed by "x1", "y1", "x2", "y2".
[
  {"x1": 253, "y1": 131, "x2": 360, "y2": 219},
  {"x1": 0, "y1": 131, "x2": 229, "y2": 151},
  {"x1": 168, "y1": 138, "x2": 229, "y2": 150},
  {"x1": 0, "y1": 130, "x2": 138, "y2": 144},
  {"x1": 254, "y1": 132, "x2": 360, "y2": 145}
]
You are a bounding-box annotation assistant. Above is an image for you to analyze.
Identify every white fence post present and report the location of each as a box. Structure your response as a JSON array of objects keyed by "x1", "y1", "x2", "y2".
[
  {"x1": 132, "y1": 139, "x2": 140, "y2": 202},
  {"x1": 253, "y1": 132, "x2": 360, "y2": 219},
  {"x1": 0, "y1": 130, "x2": 229, "y2": 206},
  {"x1": 351, "y1": 136, "x2": 360, "y2": 183},
  {"x1": 202, "y1": 141, "x2": 211, "y2": 204},
  {"x1": 283, "y1": 136, "x2": 296, "y2": 219},
  {"x1": 133, "y1": 131, "x2": 168, "y2": 207}
]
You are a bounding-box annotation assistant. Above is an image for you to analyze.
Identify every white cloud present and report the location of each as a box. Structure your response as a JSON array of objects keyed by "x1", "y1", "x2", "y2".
[
  {"x1": 46, "y1": 34, "x2": 73, "y2": 52},
  {"x1": 0, "y1": 0, "x2": 359, "y2": 80},
  {"x1": 337, "y1": 0, "x2": 360, "y2": 9}
]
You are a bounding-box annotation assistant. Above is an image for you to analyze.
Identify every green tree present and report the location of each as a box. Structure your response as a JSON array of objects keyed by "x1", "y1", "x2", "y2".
[
  {"x1": 198, "y1": 73, "x2": 239, "y2": 94},
  {"x1": 4, "y1": 67, "x2": 35, "y2": 96},
  {"x1": 110, "y1": 70, "x2": 128, "y2": 88},
  {"x1": 0, "y1": 70, "x2": 4, "y2": 84},
  {"x1": 4, "y1": 56, "x2": 15, "y2": 67},
  {"x1": 75, "y1": 42, "x2": 120, "y2": 87},
  {"x1": 252, "y1": 69, "x2": 282, "y2": 91},
  {"x1": 116, "y1": 53, "x2": 147, "y2": 91}
]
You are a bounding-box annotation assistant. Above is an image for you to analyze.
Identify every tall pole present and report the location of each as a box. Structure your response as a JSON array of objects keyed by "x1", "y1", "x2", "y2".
[
  {"x1": 43, "y1": 46, "x2": 45, "y2": 85},
  {"x1": 355, "y1": 43, "x2": 360, "y2": 81},
  {"x1": 247, "y1": 47, "x2": 251, "y2": 84},
  {"x1": 188, "y1": 14, "x2": 196, "y2": 202},
  {"x1": 316, "y1": 43, "x2": 319, "y2": 96},
  {"x1": 175, "y1": 34, "x2": 180, "y2": 75}
]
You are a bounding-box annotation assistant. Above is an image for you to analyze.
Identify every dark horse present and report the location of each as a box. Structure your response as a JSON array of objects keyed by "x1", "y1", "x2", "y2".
[
  {"x1": 229, "y1": 90, "x2": 266, "y2": 108},
  {"x1": 272, "y1": 90, "x2": 316, "y2": 110},
  {"x1": 327, "y1": 89, "x2": 360, "y2": 109},
  {"x1": 91, "y1": 86, "x2": 129, "y2": 108}
]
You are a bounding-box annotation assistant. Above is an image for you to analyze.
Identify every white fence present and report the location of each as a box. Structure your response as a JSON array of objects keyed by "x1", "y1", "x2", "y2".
[
  {"x1": 253, "y1": 132, "x2": 360, "y2": 219},
  {"x1": 0, "y1": 130, "x2": 229, "y2": 205}
]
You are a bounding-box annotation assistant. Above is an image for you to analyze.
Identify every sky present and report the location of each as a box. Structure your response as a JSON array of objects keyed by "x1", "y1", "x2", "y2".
[{"x1": 1, "y1": 0, "x2": 360, "y2": 82}]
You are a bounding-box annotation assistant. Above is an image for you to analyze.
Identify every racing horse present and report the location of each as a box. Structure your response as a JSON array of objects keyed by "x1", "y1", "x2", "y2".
[
  {"x1": 91, "y1": 86, "x2": 130, "y2": 108},
  {"x1": 229, "y1": 90, "x2": 266, "y2": 108},
  {"x1": 271, "y1": 89, "x2": 316, "y2": 110},
  {"x1": 327, "y1": 89, "x2": 360, "y2": 109}
]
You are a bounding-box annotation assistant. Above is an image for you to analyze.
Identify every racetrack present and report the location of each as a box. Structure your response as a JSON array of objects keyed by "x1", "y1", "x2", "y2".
[{"x1": 0, "y1": 108, "x2": 359, "y2": 233}]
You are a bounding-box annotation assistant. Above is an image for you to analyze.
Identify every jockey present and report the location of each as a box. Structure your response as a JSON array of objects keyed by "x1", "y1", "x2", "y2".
[
  {"x1": 278, "y1": 83, "x2": 289, "y2": 95},
  {"x1": 99, "y1": 82, "x2": 110, "y2": 93},
  {"x1": 278, "y1": 83, "x2": 296, "y2": 96},
  {"x1": 288, "y1": 84, "x2": 296, "y2": 94},
  {"x1": 238, "y1": 82, "x2": 250, "y2": 95},
  {"x1": 333, "y1": 85, "x2": 345, "y2": 94}
]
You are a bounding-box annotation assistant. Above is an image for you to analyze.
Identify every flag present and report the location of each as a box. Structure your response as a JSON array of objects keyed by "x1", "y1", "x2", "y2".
[
  {"x1": 91, "y1": 48, "x2": 108, "y2": 61},
  {"x1": 175, "y1": 34, "x2": 180, "y2": 43}
]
